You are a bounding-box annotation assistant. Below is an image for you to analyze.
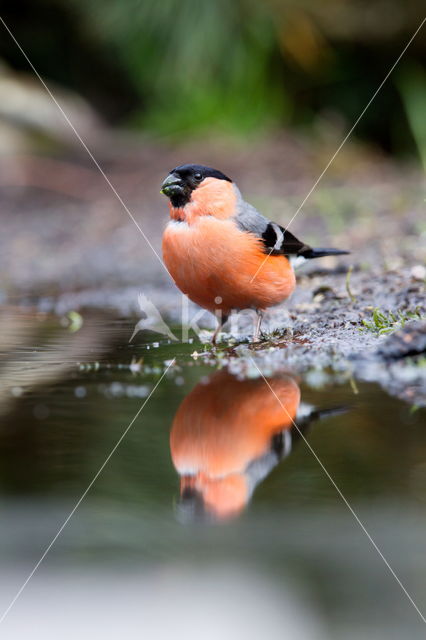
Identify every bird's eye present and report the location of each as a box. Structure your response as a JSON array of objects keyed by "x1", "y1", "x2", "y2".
[{"x1": 194, "y1": 172, "x2": 203, "y2": 181}]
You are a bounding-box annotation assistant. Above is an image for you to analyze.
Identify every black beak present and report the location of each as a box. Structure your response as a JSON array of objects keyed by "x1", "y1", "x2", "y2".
[{"x1": 161, "y1": 173, "x2": 184, "y2": 197}]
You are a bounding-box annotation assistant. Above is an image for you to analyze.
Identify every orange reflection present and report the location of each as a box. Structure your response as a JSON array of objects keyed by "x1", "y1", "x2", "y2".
[{"x1": 170, "y1": 369, "x2": 303, "y2": 522}]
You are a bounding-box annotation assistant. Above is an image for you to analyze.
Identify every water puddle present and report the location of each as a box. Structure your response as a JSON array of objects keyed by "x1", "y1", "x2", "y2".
[{"x1": 1, "y1": 308, "x2": 426, "y2": 637}]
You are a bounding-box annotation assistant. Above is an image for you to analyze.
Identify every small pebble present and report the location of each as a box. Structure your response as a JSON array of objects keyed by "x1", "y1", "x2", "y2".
[{"x1": 410, "y1": 265, "x2": 426, "y2": 281}]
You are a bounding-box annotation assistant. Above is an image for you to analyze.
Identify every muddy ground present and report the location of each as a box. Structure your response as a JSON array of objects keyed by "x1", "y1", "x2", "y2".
[{"x1": 1, "y1": 132, "x2": 425, "y2": 403}]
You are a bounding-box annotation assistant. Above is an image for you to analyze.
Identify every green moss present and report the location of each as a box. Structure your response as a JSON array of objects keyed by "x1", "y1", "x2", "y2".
[{"x1": 361, "y1": 307, "x2": 424, "y2": 335}]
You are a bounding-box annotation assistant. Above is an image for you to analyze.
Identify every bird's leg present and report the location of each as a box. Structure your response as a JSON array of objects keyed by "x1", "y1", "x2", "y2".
[
  {"x1": 211, "y1": 313, "x2": 229, "y2": 345},
  {"x1": 253, "y1": 309, "x2": 264, "y2": 342}
]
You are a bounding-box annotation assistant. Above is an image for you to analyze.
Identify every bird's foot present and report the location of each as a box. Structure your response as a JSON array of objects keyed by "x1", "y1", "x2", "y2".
[
  {"x1": 283, "y1": 327, "x2": 294, "y2": 339},
  {"x1": 211, "y1": 327, "x2": 221, "y2": 345}
]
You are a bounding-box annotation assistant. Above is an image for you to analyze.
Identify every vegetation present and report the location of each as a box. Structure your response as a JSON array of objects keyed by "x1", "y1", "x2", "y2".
[
  {"x1": 397, "y1": 63, "x2": 426, "y2": 170},
  {"x1": 361, "y1": 307, "x2": 425, "y2": 335},
  {"x1": 0, "y1": 0, "x2": 425, "y2": 156}
]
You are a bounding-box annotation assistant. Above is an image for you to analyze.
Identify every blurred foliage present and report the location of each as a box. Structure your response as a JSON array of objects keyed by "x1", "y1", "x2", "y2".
[
  {"x1": 81, "y1": 0, "x2": 289, "y2": 135},
  {"x1": 0, "y1": 0, "x2": 425, "y2": 155},
  {"x1": 397, "y1": 63, "x2": 426, "y2": 169}
]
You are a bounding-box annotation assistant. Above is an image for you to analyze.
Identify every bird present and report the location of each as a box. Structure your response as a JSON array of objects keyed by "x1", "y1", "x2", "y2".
[
  {"x1": 170, "y1": 369, "x2": 346, "y2": 521},
  {"x1": 161, "y1": 164, "x2": 349, "y2": 343}
]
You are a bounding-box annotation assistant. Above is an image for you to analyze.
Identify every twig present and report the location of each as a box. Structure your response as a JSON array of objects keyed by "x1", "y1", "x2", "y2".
[{"x1": 346, "y1": 265, "x2": 356, "y2": 303}]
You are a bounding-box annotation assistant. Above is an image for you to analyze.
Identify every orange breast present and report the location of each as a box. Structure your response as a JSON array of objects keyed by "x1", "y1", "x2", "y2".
[
  {"x1": 171, "y1": 370, "x2": 300, "y2": 520},
  {"x1": 170, "y1": 370, "x2": 300, "y2": 477},
  {"x1": 162, "y1": 216, "x2": 296, "y2": 314}
]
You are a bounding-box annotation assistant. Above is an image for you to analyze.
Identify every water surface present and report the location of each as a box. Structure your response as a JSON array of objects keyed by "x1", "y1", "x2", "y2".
[{"x1": 0, "y1": 309, "x2": 425, "y2": 638}]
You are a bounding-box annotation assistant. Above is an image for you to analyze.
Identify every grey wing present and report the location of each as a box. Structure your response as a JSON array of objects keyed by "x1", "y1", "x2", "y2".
[{"x1": 234, "y1": 191, "x2": 308, "y2": 256}]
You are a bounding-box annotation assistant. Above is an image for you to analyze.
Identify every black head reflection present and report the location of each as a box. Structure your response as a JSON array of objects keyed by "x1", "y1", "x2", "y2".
[
  {"x1": 170, "y1": 369, "x2": 346, "y2": 523},
  {"x1": 175, "y1": 485, "x2": 212, "y2": 524}
]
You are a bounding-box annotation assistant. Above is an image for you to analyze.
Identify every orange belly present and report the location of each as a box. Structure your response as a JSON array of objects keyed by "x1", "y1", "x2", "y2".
[
  {"x1": 162, "y1": 217, "x2": 296, "y2": 314},
  {"x1": 171, "y1": 370, "x2": 300, "y2": 477}
]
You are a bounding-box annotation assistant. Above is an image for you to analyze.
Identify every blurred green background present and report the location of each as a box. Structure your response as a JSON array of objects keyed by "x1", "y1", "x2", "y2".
[{"x1": 0, "y1": 0, "x2": 425, "y2": 162}]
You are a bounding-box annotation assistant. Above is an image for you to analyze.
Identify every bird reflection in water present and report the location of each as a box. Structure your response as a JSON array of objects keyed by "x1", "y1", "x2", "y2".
[{"x1": 170, "y1": 370, "x2": 344, "y2": 522}]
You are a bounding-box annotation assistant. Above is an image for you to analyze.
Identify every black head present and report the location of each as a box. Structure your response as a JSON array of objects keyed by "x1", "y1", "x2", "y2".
[
  {"x1": 161, "y1": 164, "x2": 232, "y2": 208},
  {"x1": 175, "y1": 485, "x2": 211, "y2": 524}
]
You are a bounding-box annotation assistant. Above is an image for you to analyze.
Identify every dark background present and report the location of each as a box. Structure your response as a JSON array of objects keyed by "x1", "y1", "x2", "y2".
[{"x1": 0, "y1": 0, "x2": 425, "y2": 160}]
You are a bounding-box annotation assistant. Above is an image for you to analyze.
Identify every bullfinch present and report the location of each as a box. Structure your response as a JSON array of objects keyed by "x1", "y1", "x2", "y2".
[
  {"x1": 170, "y1": 369, "x2": 345, "y2": 521},
  {"x1": 161, "y1": 164, "x2": 349, "y2": 342}
]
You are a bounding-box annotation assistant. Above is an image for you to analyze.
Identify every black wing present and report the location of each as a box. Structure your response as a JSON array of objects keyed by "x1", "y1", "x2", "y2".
[{"x1": 261, "y1": 222, "x2": 349, "y2": 260}]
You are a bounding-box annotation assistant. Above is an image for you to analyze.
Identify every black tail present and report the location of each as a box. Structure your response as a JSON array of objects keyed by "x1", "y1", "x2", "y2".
[
  {"x1": 300, "y1": 247, "x2": 350, "y2": 260},
  {"x1": 289, "y1": 405, "x2": 349, "y2": 448},
  {"x1": 303, "y1": 405, "x2": 349, "y2": 424}
]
